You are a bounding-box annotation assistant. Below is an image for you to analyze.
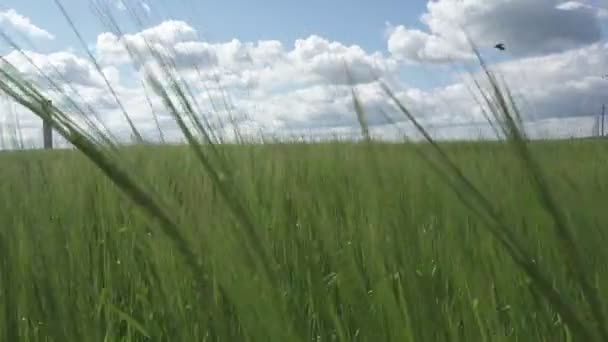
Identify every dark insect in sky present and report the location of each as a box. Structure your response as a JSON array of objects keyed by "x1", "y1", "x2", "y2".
[{"x1": 494, "y1": 43, "x2": 506, "y2": 51}]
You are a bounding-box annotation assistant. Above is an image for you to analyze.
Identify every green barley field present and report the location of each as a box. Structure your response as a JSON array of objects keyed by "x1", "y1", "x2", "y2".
[
  {"x1": 1, "y1": 138, "x2": 607, "y2": 341},
  {"x1": 0, "y1": 4, "x2": 606, "y2": 339}
]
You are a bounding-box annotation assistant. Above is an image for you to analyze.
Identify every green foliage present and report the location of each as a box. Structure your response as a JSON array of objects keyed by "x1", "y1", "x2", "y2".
[
  {"x1": 0, "y1": 140, "x2": 607, "y2": 341},
  {"x1": 0, "y1": 5, "x2": 605, "y2": 340}
]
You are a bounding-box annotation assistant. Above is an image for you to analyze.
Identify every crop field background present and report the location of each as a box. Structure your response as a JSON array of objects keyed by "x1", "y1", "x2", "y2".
[
  {"x1": 0, "y1": 1, "x2": 607, "y2": 341},
  {"x1": 1, "y1": 139, "x2": 607, "y2": 341}
]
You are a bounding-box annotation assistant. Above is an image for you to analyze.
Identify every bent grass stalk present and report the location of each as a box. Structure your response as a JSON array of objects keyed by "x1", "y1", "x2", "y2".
[{"x1": 376, "y1": 49, "x2": 604, "y2": 340}]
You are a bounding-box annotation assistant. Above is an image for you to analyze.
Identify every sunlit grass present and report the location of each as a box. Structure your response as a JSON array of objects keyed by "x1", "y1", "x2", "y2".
[
  {"x1": 0, "y1": 2, "x2": 606, "y2": 341},
  {"x1": 0, "y1": 141, "x2": 607, "y2": 341}
]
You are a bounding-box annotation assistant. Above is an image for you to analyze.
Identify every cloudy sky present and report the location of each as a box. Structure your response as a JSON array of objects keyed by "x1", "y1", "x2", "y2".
[{"x1": 0, "y1": 0, "x2": 607, "y2": 146}]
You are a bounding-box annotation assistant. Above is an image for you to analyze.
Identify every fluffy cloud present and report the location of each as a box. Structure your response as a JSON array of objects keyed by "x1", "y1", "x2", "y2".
[
  {"x1": 2, "y1": 12, "x2": 606, "y2": 147},
  {"x1": 387, "y1": 26, "x2": 471, "y2": 64},
  {"x1": 387, "y1": 0, "x2": 604, "y2": 64},
  {"x1": 3, "y1": 19, "x2": 399, "y2": 144},
  {"x1": 3, "y1": 50, "x2": 108, "y2": 89},
  {"x1": 96, "y1": 21, "x2": 397, "y2": 86},
  {"x1": 92, "y1": 21, "x2": 399, "y2": 135},
  {"x1": 383, "y1": 40, "x2": 608, "y2": 134},
  {"x1": 557, "y1": 1, "x2": 608, "y2": 18},
  {"x1": 96, "y1": 20, "x2": 198, "y2": 65},
  {"x1": 492, "y1": 42, "x2": 608, "y2": 119},
  {"x1": 290, "y1": 35, "x2": 397, "y2": 84},
  {"x1": 0, "y1": 9, "x2": 54, "y2": 41},
  {"x1": 112, "y1": 0, "x2": 150, "y2": 13},
  {"x1": 0, "y1": 46, "x2": 162, "y2": 138}
]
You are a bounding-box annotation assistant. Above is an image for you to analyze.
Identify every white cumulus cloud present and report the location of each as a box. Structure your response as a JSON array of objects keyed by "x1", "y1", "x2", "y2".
[
  {"x1": 2, "y1": 11, "x2": 606, "y2": 146},
  {"x1": 0, "y1": 9, "x2": 54, "y2": 41},
  {"x1": 387, "y1": 0, "x2": 603, "y2": 64}
]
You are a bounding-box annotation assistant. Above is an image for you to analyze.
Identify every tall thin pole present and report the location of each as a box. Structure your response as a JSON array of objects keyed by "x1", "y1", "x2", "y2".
[
  {"x1": 602, "y1": 104, "x2": 606, "y2": 138},
  {"x1": 42, "y1": 99, "x2": 53, "y2": 149}
]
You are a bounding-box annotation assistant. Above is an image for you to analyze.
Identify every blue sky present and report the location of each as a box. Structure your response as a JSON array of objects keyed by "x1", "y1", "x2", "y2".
[
  {"x1": 0, "y1": 0, "x2": 607, "y2": 145},
  {"x1": 3, "y1": 0, "x2": 454, "y2": 89},
  {"x1": 8, "y1": 0, "x2": 426, "y2": 51}
]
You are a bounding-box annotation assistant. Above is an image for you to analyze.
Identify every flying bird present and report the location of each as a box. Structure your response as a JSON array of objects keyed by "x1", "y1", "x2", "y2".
[{"x1": 494, "y1": 43, "x2": 506, "y2": 51}]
